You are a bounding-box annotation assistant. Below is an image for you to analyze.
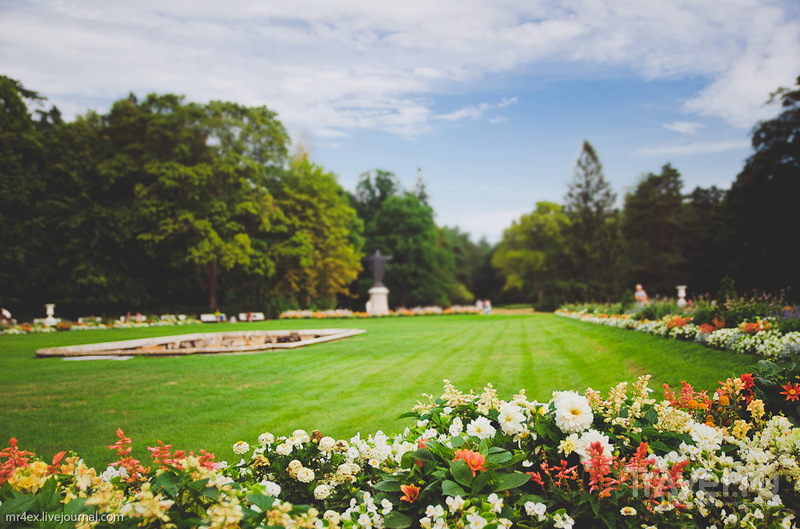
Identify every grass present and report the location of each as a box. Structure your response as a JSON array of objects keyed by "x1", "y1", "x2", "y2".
[{"x1": 0, "y1": 314, "x2": 758, "y2": 467}]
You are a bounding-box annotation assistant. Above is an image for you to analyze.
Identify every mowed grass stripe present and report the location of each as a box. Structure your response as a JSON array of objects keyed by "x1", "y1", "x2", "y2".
[{"x1": 0, "y1": 314, "x2": 758, "y2": 466}]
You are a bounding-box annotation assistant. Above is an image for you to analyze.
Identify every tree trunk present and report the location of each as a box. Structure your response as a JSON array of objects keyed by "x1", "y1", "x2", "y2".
[{"x1": 207, "y1": 260, "x2": 220, "y2": 309}]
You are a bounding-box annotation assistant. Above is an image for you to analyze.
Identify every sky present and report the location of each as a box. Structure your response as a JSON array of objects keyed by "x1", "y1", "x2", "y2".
[{"x1": 2, "y1": 0, "x2": 799, "y2": 242}]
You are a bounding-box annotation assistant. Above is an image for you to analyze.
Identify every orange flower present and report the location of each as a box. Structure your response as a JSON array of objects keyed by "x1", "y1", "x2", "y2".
[
  {"x1": 780, "y1": 383, "x2": 800, "y2": 402},
  {"x1": 453, "y1": 449, "x2": 487, "y2": 476},
  {"x1": 400, "y1": 484, "x2": 420, "y2": 503}
]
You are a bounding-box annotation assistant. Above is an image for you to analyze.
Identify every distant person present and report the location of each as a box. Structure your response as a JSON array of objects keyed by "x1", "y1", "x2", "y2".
[
  {"x1": 634, "y1": 284, "x2": 649, "y2": 307},
  {"x1": 1, "y1": 307, "x2": 12, "y2": 323},
  {"x1": 476, "y1": 299, "x2": 484, "y2": 313},
  {"x1": 484, "y1": 299, "x2": 492, "y2": 315}
]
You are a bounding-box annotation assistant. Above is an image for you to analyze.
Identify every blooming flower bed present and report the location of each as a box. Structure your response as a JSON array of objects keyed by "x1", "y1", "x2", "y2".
[
  {"x1": 555, "y1": 309, "x2": 800, "y2": 360},
  {"x1": 1, "y1": 318, "x2": 201, "y2": 336},
  {"x1": 279, "y1": 306, "x2": 481, "y2": 320},
  {"x1": 1, "y1": 376, "x2": 798, "y2": 528}
]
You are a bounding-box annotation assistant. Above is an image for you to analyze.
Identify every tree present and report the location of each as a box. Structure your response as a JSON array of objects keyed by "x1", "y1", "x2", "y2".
[
  {"x1": 723, "y1": 75, "x2": 800, "y2": 296},
  {"x1": 351, "y1": 170, "x2": 456, "y2": 307},
  {"x1": 680, "y1": 185, "x2": 727, "y2": 297},
  {"x1": 491, "y1": 202, "x2": 571, "y2": 309},
  {"x1": 133, "y1": 98, "x2": 290, "y2": 309},
  {"x1": 563, "y1": 141, "x2": 624, "y2": 301},
  {"x1": 621, "y1": 164, "x2": 686, "y2": 296},
  {"x1": 0, "y1": 76, "x2": 48, "y2": 312},
  {"x1": 367, "y1": 193, "x2": 455, "y2": 307},
  {"x1": 268, "y1": 155, "x2": 363, "y2": 307}
]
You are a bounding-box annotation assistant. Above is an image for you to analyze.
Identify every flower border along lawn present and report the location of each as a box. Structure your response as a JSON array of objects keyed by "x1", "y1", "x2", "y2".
[{"x1": 0, "y1": 313, "x2": 757, "y2": 467}]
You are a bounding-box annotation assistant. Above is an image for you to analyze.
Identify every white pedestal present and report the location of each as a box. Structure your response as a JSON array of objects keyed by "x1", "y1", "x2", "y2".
[
  {"x1": 367, "y1": 286, "x2": 390, "y2": 316},
  {"x1": 676, "y1": 285, "x2": 687, "y2": 308}
]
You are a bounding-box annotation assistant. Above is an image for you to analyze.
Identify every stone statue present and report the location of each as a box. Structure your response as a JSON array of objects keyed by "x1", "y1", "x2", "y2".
[{"x1": 366, "y1": 250, "x2": 393, "y2": 287}]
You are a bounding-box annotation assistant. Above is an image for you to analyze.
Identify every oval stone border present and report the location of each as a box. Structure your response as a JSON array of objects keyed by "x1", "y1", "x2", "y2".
[{"x1": 35, "y1": 329, "x2": 366, "y2": 358}]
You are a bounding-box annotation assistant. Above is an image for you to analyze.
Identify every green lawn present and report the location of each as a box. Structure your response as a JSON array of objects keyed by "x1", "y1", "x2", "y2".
[{"x1": 0, "y1": 314, "x2": 757, "y2": 467}]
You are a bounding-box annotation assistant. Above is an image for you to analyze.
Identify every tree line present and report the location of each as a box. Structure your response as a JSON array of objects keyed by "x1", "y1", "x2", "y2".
[
  {"x1": 493, "y1": 75, "x2": 800, "y2": 309},
  {"x1": 0, "y1": 76, "x2": 497, "y2": 320},
  {"x1": 2, "y1": 74, "x2": 797, "y2": 319}
]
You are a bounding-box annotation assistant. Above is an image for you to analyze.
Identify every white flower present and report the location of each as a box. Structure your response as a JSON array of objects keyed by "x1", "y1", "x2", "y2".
[
  {"x1": 449, "y1": 417, "x2": 464, "y2": 436},
  {"x1": 318, "y1": 437, "x2": 336, "y2": 452},
  {"x1": 525, "y1": 502, "x2": 547, "y2": 521},
  {"x1": 358, "y1": 513, "x2": 372, "y2": 527},
  {"x1": 314, "y1": 484, "x2": 332, "y2": 499},
  {"x1": 497, "y1": 402, "x2": 526, "y2": 435},
  {"x1": 426, "y1": 505, "x2": 445, "y2": 519},
  {"x1": 446, "y1": 495, "x2": 465, "y2": 513},
  {"x1": 275, "y1": 443, "x2": 292, "y2": 456},
  {"x1": 232, "y1": 441, "x2": 250, "y2": 455},
  {"x1": 260, "y1": 480, "x2": 281, "y2": 497},
  {"x1": 258, "y1": 432, "x2": 274, "y2": 445},
  {"x1": 466, "y1": 417, "x2": 496, "y2": 439},
  {"x1": 575, "y1": 429, "x2": 614, "y2": 464},
  {"x1": 466, "y1": 513, "x2": 488, "y2": 529},
  {"x1": 296, "y1": 467, "x2": 315, "y2": 483},
  {"x1": 323, "y1": 510, "x2": 340, "y2": 525},
  {"x1": 487, "y1": 493, "x2": 503, "y2": 513},
  {"x1": 620, "y1": 506, "x2": 637, "y2": 516},
  {"x1": 553, "y1": 391, "x2": 594, "y2": 433},
  {"x1": 553, "y1": 512, "x2": 575, "y2": 529},
  {"x1": 380, "y1": 498, "x2": 393, "y2": 515}
]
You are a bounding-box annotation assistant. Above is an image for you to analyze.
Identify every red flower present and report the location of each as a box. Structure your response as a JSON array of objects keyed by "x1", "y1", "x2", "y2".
[
  {"x1": 453, "y1": 449, "x2": 487, "y2": 476},
  {"x1": 400, "y1": 484, "x2": 420, "y2": 503},
  {"x1": 780, "y1": 383, "x2": 800, "y2": 402}
]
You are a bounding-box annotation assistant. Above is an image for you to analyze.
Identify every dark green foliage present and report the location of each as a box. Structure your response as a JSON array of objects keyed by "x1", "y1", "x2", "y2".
[
  {"x1": 622, "y1": 164, "x2": 686, "y2": 296},
  {"x1": 633, "y1": 300, "x2": 683, "y2": 321},
  {"x1": 753, "y1": 356, "x2": 800, "y2": 425},
  {"x1": 563, "y1": 141, "x2": 625, "y2": 302},
  {"x1": 720, "y1": 75, "x2": 800, "y2": 295},
  {"x1": 0, "y1": 79, "x2": 362, "y2": 318}
]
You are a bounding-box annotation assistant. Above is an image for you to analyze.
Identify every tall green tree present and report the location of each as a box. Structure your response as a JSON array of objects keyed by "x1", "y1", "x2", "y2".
[
  {"x1": 133, "y1": 98, "x2": 290, "y2": 309},
  {"x1": 563, "y1": 141, "x2": 624, "y2": 301},
  {"x1": 0, "y1": 76, "x2": 49, "y2": 312},
  {"x1": 621, "y1": 164, "x2": 686, "y2": 296},
  {"x1": 723, "y1": 75, "x2": 800, "y2": 295},
  {"x1": 492, "y1": 201, "x2": 571, "y2": 309},
  {"x1": 680, "y1": 185, "x2": 728, "y2": 297},
  {"x1": 268, "y1": 155, "x2": 363, "y2": 307},
  {"x1": 353, "y1": 170, "x2": 456, "y2": 307}
]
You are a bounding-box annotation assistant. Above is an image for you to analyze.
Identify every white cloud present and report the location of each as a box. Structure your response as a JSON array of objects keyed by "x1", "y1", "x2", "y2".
[
  {"x1": 434, "y1": 97, "x2": 518, "y2": 122},
  {"x1": 663, "y1": 122, "x2": 705, "y2": 135},
  {"x1": 636, "y1": 139, "x2": 751, "y2": 157},
  {"x1": 1, "y1": 0, "x2": 797, "y2": 136}
]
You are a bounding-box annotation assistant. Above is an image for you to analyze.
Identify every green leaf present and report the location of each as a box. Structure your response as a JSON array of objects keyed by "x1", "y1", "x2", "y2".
[
  {"x1": 373, "y1": 480, "x2": 402, "y2": 492},
  {"x1": 449, "y1": 459, "x2": 473, "y2": 487},
  {"x1": 493, "y1": 472, "x2": 531, "y2": 492},
  {"x1": 153, "y1": 469, "x2": 183, "y2": 497},
  {"x1": 441, "y1": 479, "x2": 466, "y2": 498},
  {"x1": 471, "y1": 469, "x2": 491, "y2": 495},
  {"x1": 649, "y1": 441, "x2": 671, "y2": 453},
  {"x1": 644, "y1": 408, "x2": 659, "y2": 425},
  {"x1": 487, "y1": 450, "x2": 512, "y2": 465},
  {"x1": 448, "y1": 436, "x2": 465, "y2": 449},
  {"x1": 246, "y1": 493, "x2": 277, "y2": 511},
  {"x1": 0, "y1": 494, "x2": 38, "y2": 516},
  {"x1": 384, "y1": 511, "x2": 413, "y2": 529},
  {"x1": 411, "y1": 449, "x2": 437, "y2": 463}
]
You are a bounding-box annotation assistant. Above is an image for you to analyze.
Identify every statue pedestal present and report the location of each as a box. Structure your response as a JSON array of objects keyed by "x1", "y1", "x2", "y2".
[{"x1": 367, "y1": 286, "x2": 390, "y2": 316}]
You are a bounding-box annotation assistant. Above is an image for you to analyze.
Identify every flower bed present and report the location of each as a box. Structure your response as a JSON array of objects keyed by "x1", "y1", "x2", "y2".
[
  {"x1": 1, "y1": 318, "x2": 201, "y2": 336},
  {"x1": 279, "y1": 306, "x2": 481, "y2": 320},
  {"x1": 555, "y1": 309, "x2": 800, "y2": 360},
  {"x1": 1, "y1": 376, "x2": 798, "y2": 528}
]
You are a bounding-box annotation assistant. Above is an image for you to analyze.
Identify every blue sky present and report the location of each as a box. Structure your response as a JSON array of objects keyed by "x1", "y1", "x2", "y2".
[{"x1": 2, "y1": 0, "x2": 799, "y2": 241}]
